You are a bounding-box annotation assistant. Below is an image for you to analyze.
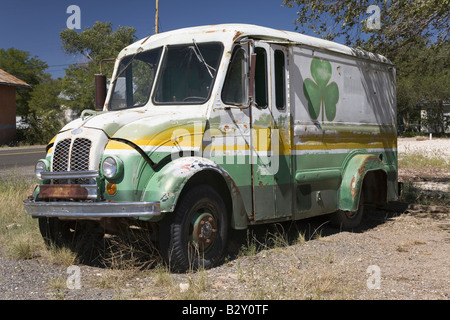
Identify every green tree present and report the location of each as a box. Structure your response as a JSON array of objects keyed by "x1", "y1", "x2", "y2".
[
  {"x1": 0, "y1": 48, "x2": 48, "y2": 115},
  {"x1": 21, "y1": 76, "x2": 64, "y2": 144},
  {"x1": 391, "y1": 37, "x2": 449, "y2": 133},
  {"x1": 60, "y1": 22, "x2": 137, "y2": 113},
  {"x1": 282, "y1": 0, "x2": 449, "y2": 56},
  {"x1": 28, "y1": 75, "x2": 62, "y2": 115}
]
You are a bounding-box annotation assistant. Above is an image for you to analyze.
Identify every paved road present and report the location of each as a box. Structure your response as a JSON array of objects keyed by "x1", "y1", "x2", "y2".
[{"x1": 0, "y1": 145, "x2": 46, "y2": 178}]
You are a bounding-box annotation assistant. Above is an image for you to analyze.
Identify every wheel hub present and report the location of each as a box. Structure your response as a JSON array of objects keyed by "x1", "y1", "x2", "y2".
[{"x1": 192, "y1": 213, "x2": 217, "y2": 249}]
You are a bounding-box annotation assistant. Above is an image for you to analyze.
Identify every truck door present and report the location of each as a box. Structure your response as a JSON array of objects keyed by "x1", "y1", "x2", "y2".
[
  {"x1": 270, "y1": 44, "x2": 292, "y2": 219},
  {"x1": 251, "y1": 42, "x2": 292, "y2": 221}
]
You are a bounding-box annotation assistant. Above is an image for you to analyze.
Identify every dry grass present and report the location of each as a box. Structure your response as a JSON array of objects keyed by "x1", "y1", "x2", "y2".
[
  {"x1": 398, "y1": 146, "x2": 450, "y2": 170},
  {"x1": 0, "y1": 175, "x2": 361, "y2": 300},
  {"x1": 0, "y1": 176, "x2": 44, "y2": 258}
]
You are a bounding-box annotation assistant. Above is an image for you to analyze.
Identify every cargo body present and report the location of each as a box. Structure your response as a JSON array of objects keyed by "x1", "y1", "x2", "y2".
[{"x1": 24, "y1": 24, "x2": 398, "y2": 271}]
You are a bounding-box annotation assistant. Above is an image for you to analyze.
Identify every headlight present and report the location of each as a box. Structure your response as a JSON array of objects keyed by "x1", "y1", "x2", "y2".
[
  {"x1": 35, "y1": 159, "x2": 49, "y2": 180},
  {"x1": 102, "y1": 156, "x2": 123, "y2": 180}
]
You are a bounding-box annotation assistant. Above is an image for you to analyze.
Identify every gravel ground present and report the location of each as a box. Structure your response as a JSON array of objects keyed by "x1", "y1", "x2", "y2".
[{"x1": 0, "y1": 138, "x2": 448, "y2": 301}]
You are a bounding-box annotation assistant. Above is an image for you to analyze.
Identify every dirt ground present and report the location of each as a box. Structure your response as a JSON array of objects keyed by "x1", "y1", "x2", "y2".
[
  {"x1": 0, "y1": 138, "x2": 448, "y2": 300},
  {"x1": 397, "y1": 136, "x2": 450, "y2": 189}
]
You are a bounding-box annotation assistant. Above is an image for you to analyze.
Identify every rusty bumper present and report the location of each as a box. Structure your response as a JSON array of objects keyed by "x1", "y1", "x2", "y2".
[{"x1": 23, "y1": 200, "x2": 160, "y2": 219}]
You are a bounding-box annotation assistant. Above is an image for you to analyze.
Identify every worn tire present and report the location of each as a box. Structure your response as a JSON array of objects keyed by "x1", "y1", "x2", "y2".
[
  {"x1": 38, "y1": 218, "x2": 104, "y2": 249},
  {"x1": 332, "y1": 190, "x2": 365, "y2": 230},
  {"x1": 38, "y1": 217, "x2": 75, "y2": 247},
  {"x1": 159, "y1": 184, "x2": 229, "y2": 272}
]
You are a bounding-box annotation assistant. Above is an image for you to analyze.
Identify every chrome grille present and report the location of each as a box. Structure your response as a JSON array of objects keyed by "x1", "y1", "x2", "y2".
[
  {"x1": 52, "y1": 139, "x2": 71, "y2": 172},
  {"x1": 48, "y1": 134, "x2": 99, "y2": 200},
  {"x1": 70, "y1": 138, "x2": 91, "y2": 172}
]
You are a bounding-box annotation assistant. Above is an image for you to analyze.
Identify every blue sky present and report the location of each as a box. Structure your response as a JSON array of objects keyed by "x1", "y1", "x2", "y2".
[{"x1": 0, "y1": 0, "x2": 305, "y2": 79}]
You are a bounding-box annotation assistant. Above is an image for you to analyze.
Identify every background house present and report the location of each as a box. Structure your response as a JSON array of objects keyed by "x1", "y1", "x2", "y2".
[
  {"x1": 420, "y1": 102, "x2": 450, "y2": 134},
  {"x1": 0, "y1": 69, "x2": 31, "y2": 145}
]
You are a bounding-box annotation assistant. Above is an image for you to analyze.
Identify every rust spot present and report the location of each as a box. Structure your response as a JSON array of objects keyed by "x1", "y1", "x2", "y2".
[
  {"x1": 39, "y1": 184, "x2": 88, "y2": 200},
  {"x1": 230, "y1": 181, "x2": 241, "y2": 197},
  {"x1": 233, "y1": 31, "x2": 244, "y2": 42},
  {"x1": 358, "y1": 165, "x2": 365, "y2": 176},
  {"x1": 141, "y1": 35, "x2": 152, "y2": 44},
  {"x1": 180, "y1": 163, "x2": 191, "y2": 171},
  {"x1": 350, "y1": 176, "x2": 357, "y2": 198}
]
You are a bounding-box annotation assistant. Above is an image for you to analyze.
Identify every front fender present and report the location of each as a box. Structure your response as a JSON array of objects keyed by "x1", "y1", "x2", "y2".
[
  {"x1": 140, "y1": 156, "x2": 248, "y2": 228},
  {"x1": 338, "y1": 154, "x2": 386, "y2": 212}
]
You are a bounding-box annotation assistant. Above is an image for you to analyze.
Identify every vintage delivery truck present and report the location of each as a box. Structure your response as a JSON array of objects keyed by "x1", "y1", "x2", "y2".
[{"x1": 23, "y1": 24, "x2": 398, "y2": 272}]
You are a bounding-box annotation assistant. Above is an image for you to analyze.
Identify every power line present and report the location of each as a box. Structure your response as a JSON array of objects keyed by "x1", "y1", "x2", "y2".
[{"x1": 46, "y1": 63, "x2": 89, "y2": 68}]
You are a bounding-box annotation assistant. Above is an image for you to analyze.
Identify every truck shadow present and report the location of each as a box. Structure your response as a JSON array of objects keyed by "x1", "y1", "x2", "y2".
[
  {"x1": 225, "y1": 201, "x2": 410, "y2": 261},
  {"x1": 72, "y1": 201, "x2": 410, "y2": 270}
]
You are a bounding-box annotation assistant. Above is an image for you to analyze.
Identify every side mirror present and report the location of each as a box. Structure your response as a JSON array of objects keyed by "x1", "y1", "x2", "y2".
[{"x1": 94, "y1": 74, "x2": 107, "y2": 111}]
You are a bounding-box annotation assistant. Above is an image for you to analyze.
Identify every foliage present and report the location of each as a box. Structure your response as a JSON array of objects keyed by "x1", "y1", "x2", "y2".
[
  {"x1": 282, "y1": 0, "x2": 449, "y2": 56},
  {"x1": 60, "y1": 22, "x2": 137, "y2": 112},
  {"x1": 0, "y1": 48, "x2": 48, "y2": 116},
  {"x1": 21, "y1": 111, "x2": 63, "y2": 145},
  {"x1": 28, "y1": 75, "x2": 63, "y2": 114},
  {"x1": 19, "y1": 75, "x2": 64, "y2": 145},
  {"x1": 396, "y1": 39, "x2": 450, "y2": 132}
]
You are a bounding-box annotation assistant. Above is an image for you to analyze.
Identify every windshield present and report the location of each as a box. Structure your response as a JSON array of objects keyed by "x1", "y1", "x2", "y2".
[
  {"x1": 109, "y1": 47, "x2": 162, "y2": 110},
  {"x1": 153, "y1": 42, "x2": 223, "y2": 104}
]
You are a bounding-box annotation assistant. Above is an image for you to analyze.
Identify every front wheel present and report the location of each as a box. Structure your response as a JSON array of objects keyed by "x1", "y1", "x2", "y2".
[
  {"x1": 38, "y1": 217, "x2": 104, "y2": 249},
  {"x1": 38, "y1": 217, "x2": 75, "y2": 247},
  {"x1": 159, "y1": 185, "x2": 229, "y2": 272}
]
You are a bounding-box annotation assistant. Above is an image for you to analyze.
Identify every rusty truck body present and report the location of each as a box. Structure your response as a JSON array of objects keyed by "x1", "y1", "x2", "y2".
[{"x1": 23, "y1": 24, "x2": 398, "y2": 271}]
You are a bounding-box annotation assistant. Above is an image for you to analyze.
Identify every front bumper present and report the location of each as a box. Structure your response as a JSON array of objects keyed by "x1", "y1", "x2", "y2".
[{"x1": 23, "y1": 200, "x2": 161, "y2": 219}]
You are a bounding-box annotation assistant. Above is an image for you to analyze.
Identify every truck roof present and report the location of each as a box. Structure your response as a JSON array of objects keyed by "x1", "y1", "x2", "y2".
[{"x1": 119, "y1": 24, "x2": 392, "y2": 65}]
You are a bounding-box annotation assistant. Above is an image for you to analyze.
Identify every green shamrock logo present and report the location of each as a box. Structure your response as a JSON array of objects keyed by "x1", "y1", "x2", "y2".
[{"x1": 303, "y1": 58, "x2": 339, "y2": 121}]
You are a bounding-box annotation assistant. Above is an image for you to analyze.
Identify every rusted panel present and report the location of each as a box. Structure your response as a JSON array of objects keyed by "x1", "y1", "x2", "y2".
[
  {"x1": 39, "y1": 184, "x2": 88, "y2": 200},
  {"x1": 141, "y1": 35, "x2": 152, "y2": 44},
  {"x1": 233, "y1": 31, "x2": 244, "y2": 42}
]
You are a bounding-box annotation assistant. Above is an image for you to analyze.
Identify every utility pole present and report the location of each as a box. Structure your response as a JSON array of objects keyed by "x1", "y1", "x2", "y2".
[{"x1": 155, "y1": 0, "x2": 159, "y2": 34}]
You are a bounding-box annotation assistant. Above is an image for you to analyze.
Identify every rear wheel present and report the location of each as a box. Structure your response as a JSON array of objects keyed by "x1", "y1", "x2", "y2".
[
  {"x1": 159, "y1": 185, "x2": 229, "y2": 272},
  {"x1": 332, "y1": 190, "x2": 365, "y2": 230}
]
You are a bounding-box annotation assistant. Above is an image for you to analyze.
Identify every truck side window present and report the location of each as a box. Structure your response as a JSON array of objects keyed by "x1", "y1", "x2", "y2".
[
  {"x1": 274, "y1": 50, "x2": 285, "y2": 110},
  {"x1": 254, "y1": 47, "x2": 268, "y2": 108},
  {"x1": 222, "y1": 47, "x2": 247, "y2": 106}
]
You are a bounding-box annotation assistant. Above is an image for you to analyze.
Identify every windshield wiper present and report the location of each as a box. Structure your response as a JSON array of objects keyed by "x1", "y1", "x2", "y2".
[{"x1": 192, "y1": 39, "x2": 215, "y2": 78}]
